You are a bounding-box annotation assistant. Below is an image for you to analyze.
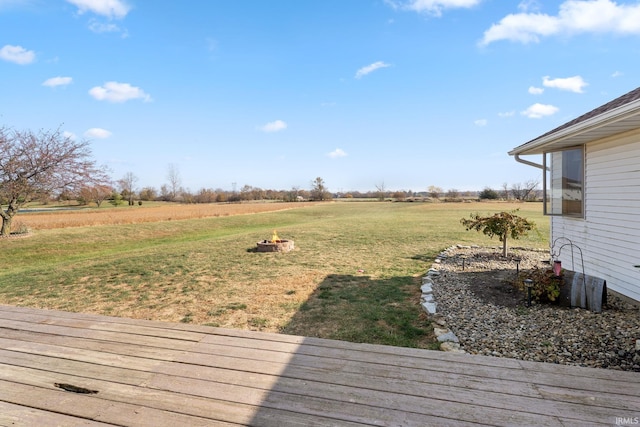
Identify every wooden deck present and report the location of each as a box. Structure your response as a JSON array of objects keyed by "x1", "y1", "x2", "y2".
[{"x1": 0, "y1": 305, "x2": 638, "y2": 426}]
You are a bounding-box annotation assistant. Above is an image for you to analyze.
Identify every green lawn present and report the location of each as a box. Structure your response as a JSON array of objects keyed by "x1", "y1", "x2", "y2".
[{"x1": 0, "y1": 201, "x2": 548, "y2": 349}]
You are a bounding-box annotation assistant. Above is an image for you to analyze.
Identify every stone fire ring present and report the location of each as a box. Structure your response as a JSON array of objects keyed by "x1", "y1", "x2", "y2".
[{"x1": 256, "y1": 239, "x2": 295, "y2": 253}]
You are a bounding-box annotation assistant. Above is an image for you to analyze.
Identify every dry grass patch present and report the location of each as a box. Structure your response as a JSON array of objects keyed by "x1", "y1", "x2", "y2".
[{"x1": 16, "y1": 201, "x2": 320, "y2": 230}]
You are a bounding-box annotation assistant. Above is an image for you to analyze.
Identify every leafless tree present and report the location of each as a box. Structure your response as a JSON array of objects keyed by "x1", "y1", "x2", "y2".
[
  {"x1": 446, "y1": 188, "x2": 460, "y2": 200},
  {"x1": 78, "y1": 184, "x2": 112, "y2": 207},
  {"x1": 502, "y1": 182, "x2": 510, "y2": 200},
  {"x1": 118, "y1": 172, "x2": 138, "y2": 206},
  {"x1": 166, "y1": 163, "x2": 181, "y2": 201},
  {"x1": 427, "y1": 185, "x2": 442, "y2": 199},
  {"x1": 375, "y1": 181, "x2": 387, "y2": 201},
  {"x1": 310, "y1": 177, "x2": 331, "y2": 201},
  {"x1": 139, "y1": 187, "x2": 157, "y2": 201},
  {"x1": 0, "y1": 126, "x2": 110, "y2": 235},
  {"x1": 510, "y1": 179, "x2": 539, "y2": 201}
]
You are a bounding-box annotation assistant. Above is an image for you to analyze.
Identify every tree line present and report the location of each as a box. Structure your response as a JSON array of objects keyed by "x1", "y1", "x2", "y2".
[{"x1": 1, "y1": 124, "x2": 540, "y2": 236}]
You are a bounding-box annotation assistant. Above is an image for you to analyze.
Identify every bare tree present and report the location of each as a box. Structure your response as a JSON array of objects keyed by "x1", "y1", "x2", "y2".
[
  {"x1": 166, "y1": 163, "x2": 181, "y2": 201},
  {"x1": 0, "y1": 126, "x2": 110, "y2": 235},
  {"x1": 510, "y1": 179, "x2": 539, "y2": 201},
  {"x1": 118, "y1": 172, "x2": 138, "y2": 206},
  {"x1": 501, "y1": 182, "x2": 510, "y2": 200},
  {"x1": 139, "y1": 186, "x2": 157, "y2": 201},
  {"x1": 446, "y1": 188, "x2": 460, "y2": 200},
  {"x1": 310, "y1": 177, "x2": 331, "y2": 201},
  {"x1": 427, "y1": 185, "x2": 442, "y2": 199},
  {"x1": 78, "y1": 184, "x2": 112, "y2": 207},
  {"x1": 375, "y1": 181, "x2": 386, "y2": 201}
]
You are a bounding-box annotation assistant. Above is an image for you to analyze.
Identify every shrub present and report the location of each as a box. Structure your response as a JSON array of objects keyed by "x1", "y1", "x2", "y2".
[
  {"x1": 517, "y1": 267, "x2": 561, "y2": 303},
  {"x1": 460, "y1": 209, "x2": 536, "y2": 256},
  {"x1": 479, "y1": 187, "x2": 499, "y2": 200}
]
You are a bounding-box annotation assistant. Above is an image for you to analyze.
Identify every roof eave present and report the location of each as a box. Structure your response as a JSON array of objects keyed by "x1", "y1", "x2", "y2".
[{"x1": 509, "y1": 98, "x2": 640, "y2": 156}]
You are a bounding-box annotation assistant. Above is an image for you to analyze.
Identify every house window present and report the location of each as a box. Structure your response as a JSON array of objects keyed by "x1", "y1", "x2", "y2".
[{"x1": 544, "y1": 146, "x2": 584, "y2": 217}]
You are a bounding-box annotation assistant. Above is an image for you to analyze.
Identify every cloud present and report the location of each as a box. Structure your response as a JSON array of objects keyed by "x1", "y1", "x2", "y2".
[
  {"x1": 518, "y1": 0, "x2": 542, "y2": 13},
  {"x1": 89, "y1": 81, "x2": 152, "y2": 103},
  {"x1": 498, "y1": 111, "x2": 516, "y2": 118},
  {"x1": 611, "y1": 70, "x2": 623, "y2": 78},
  {"x1": 88, "y1": 20, "x2": 127, "y2": 35},
  {"x1": 474, "y1": 119, "x2": 488, "y2": 126},
  {"x1": 63, "y1": 131, "x2": 77, "y2": 140},
  {"x1": 543, "y1": 75, "x2": 587, "y2": 93},
  {"x1": 84, "y1": 128, "x2": 112, "y2": 139},
  {"x1": 42, "y1": 76, "x2": 73, "y2": 87},
  {"x1": 328, "y1": 148, "x2": 347, "y2": 158},
  {"x1": 480, "y1": 0, "x2": 640, "y2": 46},
  {"x1": 386, "y1": 0, "x2": 481, "y2": 17},
  {"x1": 521, "y1": 103, "x2": 559, "y2": 118},
  {"x1": 0, "y1": 44, "x2": 35, "y2": 64},
  {"x1": 259, "y1": 120, "x2": 287, "y2": 133},
  {"x1": 66, "y1": 0, "x2": 130, "y2": 19},
  {"x1": 355, "y1": 61, "x2": 391, "y2": 79},
  {"x1": 528, "y1": 86, "x2": 544, "y2": 95}
]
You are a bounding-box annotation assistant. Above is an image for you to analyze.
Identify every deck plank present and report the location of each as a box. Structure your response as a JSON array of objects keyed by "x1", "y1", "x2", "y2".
[{"x1": 1, "y1": 304, "x2": 637, "y2": 426}]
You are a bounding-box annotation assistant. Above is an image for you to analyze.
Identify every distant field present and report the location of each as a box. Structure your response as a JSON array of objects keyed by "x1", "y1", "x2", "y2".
[
  {"x1": 13, "y1": 201, "x2": 320, "y2": 230},
  {"x1": 1, "y1": 201, "x2": 549, "y2": 349}
]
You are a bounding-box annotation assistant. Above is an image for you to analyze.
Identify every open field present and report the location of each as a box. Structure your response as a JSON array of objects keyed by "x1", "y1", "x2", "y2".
[
  {"x1": 13, "y1": 201, "x2": 320, "y2": 230},
  {"x1": 1, "y1": 201, "x2": 549, "y2": 349}
]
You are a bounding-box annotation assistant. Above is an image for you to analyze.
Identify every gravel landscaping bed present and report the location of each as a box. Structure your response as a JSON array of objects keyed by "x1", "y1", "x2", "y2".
[{"x1": 431, "y1": 245, "x2": 640, "y2": 371}]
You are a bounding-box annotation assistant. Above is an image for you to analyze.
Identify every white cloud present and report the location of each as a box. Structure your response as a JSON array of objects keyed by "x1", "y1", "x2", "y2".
[
  {"x1": 528, "y1": 86, "x2": 544, "y2": 95},
  {"x1": 518, "y1": 0, "x2": 542, "y2": 13},
  {"x1": 88, "y1": 20, "x2": 126, "y2": 35},
  {"x1": 66, "y1": 0, "x2": 130, "y2": 19},
  {"x1": 84, "y1": 128, "x2": 112, "y2": 139},
  {"x1": 0, "y1": 44, "x2": 35, "y2": 64},
  {"x1": 89, "y1": 81, "x2": 151, "y2": 103},
  {"x1": 611, "y1": 70, "x2": 623, "y2": 78},
  {"x1": 481, "y1": 0, "x2": 640, "y2": 46},
  {"x1": 42, "y1": 76, "x2": 73, "y2": 87},
  {"x1": 63, "y1": 131, "x2": 77, "y2": 140},
  {"x1": 328, "y1": 148, "x2": 347, "y2": 158},
  {"x1": 543, "y1": 75, "x2": 588, "y2": 93},
  {"x1": 498, "y1": 111, "x2": 516, "y2": 118},
  {"x1": 355, "y1": 61, "x2": 391, "y2": 79},
  {"x1": 259, "y1": 120, "x2": 287, "y2": 133},
  {"x1": 521, "y1": 103, "x2": 559, "y2": 118},
  {"x1": 474, "y1": 119, "x2": 488, "y2": 126},
  {"x1": 386, "y1": 0, "x2": 481, "y2": 17}
]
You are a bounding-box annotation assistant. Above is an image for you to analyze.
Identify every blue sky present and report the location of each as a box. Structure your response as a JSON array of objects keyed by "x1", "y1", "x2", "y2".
[{"x1": 1, "y1": 0, "x2": 639, "y2": 193}]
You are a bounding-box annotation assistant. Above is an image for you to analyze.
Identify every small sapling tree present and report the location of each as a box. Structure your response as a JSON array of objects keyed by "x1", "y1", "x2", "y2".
[{"x1": 460, "y1": 209, "x2": 535, "y2": 257}]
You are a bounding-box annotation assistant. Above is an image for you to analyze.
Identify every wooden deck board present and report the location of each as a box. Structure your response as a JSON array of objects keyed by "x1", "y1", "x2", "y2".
[{"x1": 0, "y1": 305, "x2": 637, "y2": 426}]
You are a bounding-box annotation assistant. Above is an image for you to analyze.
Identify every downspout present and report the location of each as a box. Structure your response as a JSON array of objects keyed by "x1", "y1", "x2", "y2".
[
  {"x1": 513, "y1": 153, "x2": 553, "y2": 253},
  {"x1": 514, "y1": 153, "x2": 546, "y2": 170}
]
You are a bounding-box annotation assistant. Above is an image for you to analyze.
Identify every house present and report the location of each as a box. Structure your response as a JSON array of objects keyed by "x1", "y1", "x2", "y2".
[{"x1": 509, "y1": 87, "x2": 640, "y2": 305}]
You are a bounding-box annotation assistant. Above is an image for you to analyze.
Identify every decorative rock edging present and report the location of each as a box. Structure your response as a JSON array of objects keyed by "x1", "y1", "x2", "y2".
[{"x1": 421, "y1": 246, "x2": 465, "y2": 353}]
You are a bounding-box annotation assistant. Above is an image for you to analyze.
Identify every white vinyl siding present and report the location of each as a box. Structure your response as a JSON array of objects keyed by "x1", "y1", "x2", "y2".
[{"x1": 552, "y1": 129, "x2": 640, "y2": 303}]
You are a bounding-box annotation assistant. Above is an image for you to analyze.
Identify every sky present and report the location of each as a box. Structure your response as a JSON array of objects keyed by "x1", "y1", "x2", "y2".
[{"x1": 1, "y1": 0, "x2": 640, "y2": 193}]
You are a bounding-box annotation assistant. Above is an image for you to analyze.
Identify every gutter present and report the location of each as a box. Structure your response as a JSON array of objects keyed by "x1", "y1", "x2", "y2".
[
  {"x1": 509, "y1": 96, "x2": 640, "y2": 156},
  {"x1": 514, "y1": 153, "x2": 548, "y2": 171}
]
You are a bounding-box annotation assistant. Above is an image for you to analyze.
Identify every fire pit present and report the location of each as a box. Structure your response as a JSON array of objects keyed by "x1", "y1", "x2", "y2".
[{"x1": 256, "y1": 230, "x2": 294, "y2": 253}]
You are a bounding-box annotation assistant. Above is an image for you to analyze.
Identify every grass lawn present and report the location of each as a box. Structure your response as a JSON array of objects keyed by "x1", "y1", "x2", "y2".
[{"x1": 0, "y1": 201, "x2": 548, "y2": 349}]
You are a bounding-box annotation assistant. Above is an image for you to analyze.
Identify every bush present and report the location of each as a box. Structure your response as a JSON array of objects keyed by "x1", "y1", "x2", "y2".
[
  {"x1": 479, "y1": 187, "x2": 499, "y2": 200},
  {"x1": 517, "y1": 267, "x2": 561, "y2": 303},
  {"x1": 460, "y1": 209, "x2": 536, "y2": 256}
]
